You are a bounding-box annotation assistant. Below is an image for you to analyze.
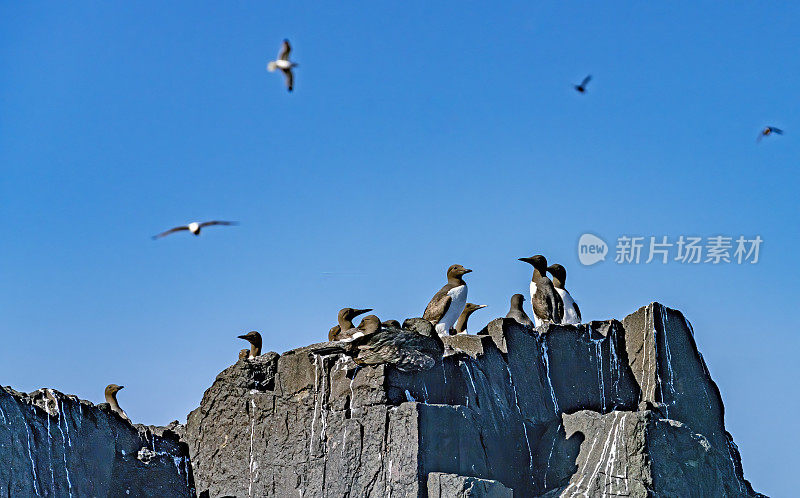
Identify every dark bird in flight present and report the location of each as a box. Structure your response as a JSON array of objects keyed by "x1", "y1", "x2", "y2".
[
  {"x1": 757, "y1": 126, "x2": 783, "y2": 142},
  {"x1": 315, "y1": 316, "x2": 444, "y2": 372},
  {"x1": 574, "y1": 75, "x2": 592, "y2": 93},
  {"x1": 151, "y1": 221, "x2": 238, "y2": 239},
  {"x1": 267, "y1": 39, "x2": 298, "y2": 92}
]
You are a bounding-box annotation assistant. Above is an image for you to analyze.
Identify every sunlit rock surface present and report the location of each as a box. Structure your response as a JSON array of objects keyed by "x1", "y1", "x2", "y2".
[
  {"x1": 0, "y1": 387, "x2": 194, "y2": 497},
  {"x1": 180, "y1": 302, "x2": 764, "y2": 497}
]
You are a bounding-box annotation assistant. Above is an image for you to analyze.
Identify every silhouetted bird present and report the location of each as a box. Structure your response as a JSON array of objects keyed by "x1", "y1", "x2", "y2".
[
  {"x1": 506, "y1": 294, "x2": 534, "y2": 328},
  {"x1": 315, "y1": 316, "x2": 444, "y2": 372},
  {"x1": 152, "y1": 221, "x2": 237, "y2": 239},
  {"x1": 267, "y1": 39, "x2": 298, "y2": 92},
  {"x1": 757, "y1": 126, "x2": 783, "y2": 142},
  {"x1": 574, "y1": 75, "x2": 592, "y2": 93}
]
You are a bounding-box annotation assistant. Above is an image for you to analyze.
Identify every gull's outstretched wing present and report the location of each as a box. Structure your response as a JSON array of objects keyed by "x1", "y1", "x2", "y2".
[
  {"x1": 152, "y1": 225, "x2": 189, "y2": 239},
  {"x1": 278, "y1": 39, "x2": 291, "y2": 61}
]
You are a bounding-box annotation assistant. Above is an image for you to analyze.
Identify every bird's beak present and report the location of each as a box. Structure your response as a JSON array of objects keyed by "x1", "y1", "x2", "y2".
[
  {"x1": 237, "y1": 334, "x2": 248, "y2": 340},
  {"x1": 518, "y1": 257, "x2": 533, "y2": 264},
  {"x1": 119, "y1": 386, "x2": 125, "y2": 390},
  {"x1": 462, "y1": 268, "x2": 472, "y2": 274},
  {"x1": 355, "y1": 308, "x2": 373, "y2": 316},
  {"x1": 476, "y1": 305, "x2": 487, "y2": 309}
]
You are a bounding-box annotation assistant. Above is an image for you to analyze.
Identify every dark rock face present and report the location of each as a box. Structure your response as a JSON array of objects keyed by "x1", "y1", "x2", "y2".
[
  {"x1": 180, "y1": 302, "x2": 763, "y2": 497},
  {"x1": 0, "y1": 386, "x2": 194, "y2": 497}
]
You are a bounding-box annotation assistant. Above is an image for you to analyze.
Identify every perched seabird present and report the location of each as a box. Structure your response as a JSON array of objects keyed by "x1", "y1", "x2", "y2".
[
  {"x1": 382, "y1": 319, "x2": 401, "y2": 329},
  {"x1": 104, "y1": 384, "x2": 130, "y2": 422},
  {"x1": 518, "y1": 255, "x2": 564, "y2": 327},
  {"x1": 267, "y1": 39, "x2": 298, "y2": 92},
  {"x1": 316, "y1": 316, "x2": 444, "y2": 372},
  {"x1": 328, "y1": 307, "x2": 373, "y2": 341},
  {"x1": 452, "y1": 303, "x2": 487, "y2": 334},
  {"x1": 423, "y1": 264, "x2": 472, "y2": 336},
  {"x1": 574, "y1": 75, "x2": 592, "y2": 93},
  {"x1": 506, "y1": 293, "x2": 534, "y2": 328},
  {"x1": 237, "y1": 331, "x2": 262, "y2": 359},
  {"x1": 152, "y1": 221, "x2": 238, "y2": 239},
  {"x1": 547, "y1": 263, "x2": 581, "y2": 325},
  {"x1": 757, "y1": 126, "x2": 783, "y2": 142}
]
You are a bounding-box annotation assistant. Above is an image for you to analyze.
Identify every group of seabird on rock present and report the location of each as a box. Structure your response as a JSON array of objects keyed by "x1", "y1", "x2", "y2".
[{"x1": 230, "y1": 255, "x2": 582, "y2": 375}]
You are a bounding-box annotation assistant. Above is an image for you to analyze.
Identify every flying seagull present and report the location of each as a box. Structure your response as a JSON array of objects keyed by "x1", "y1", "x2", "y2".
[
  {"x1": 757, "y1": 126, "x2": 783, "y2": 142},
  {"x1": 267, "y1": 39, "x2": 298, "y2": 92},
  {"x1": 151, "y1": 221, "x2": 238, "y2": 239},
  {"x1": 574, "y1": 75, "x2": 592, "y2": 93}
]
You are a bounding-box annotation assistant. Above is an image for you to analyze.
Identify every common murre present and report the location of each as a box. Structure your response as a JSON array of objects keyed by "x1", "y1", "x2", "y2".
[{"x1": 423, "y1": 264, "x2": 471, "y2": 336}]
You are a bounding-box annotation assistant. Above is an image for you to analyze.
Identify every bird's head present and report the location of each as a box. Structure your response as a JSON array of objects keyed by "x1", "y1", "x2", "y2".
[
  {"x1": 356, "y1": 315, "x2": 382, "y2": 336},
  {"x1": 339, "y1": 307, "x2": 373, "y2": 322},
  {"x1": 518, "y1": 255, "x2": 548, "y2": 272},
  {"x1": 105, "y1": 384, "x2": 124, "y2": 396},
  {"x1": 510, "y1": 293, "x2": 526, "y2": 307},
  {"x1": 464, "y1": 303, "x2": 487, "y2": 314},
  {"x1": 547, "y1": 263, "x2": 567, "y2": 287},
  {"x1": 237, "y1": 331, "x2": 262, "y2": 347},
  {"x1": 447, "y1": 264, "x2": 472, "y2": 280}
]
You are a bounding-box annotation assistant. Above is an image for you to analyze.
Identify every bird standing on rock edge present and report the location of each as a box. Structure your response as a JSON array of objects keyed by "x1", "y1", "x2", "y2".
[
  {"x1": 547, "y1": 263, "x2": 581, "y2": 325},
  {"x1": 267, "y1": 39, "x2": 298, "y2": 92},
  {"x1": 423, "y1": 264, "x2": 472, "y2": 336},
  {"x1": 104, "y1": 384, "x2": 130, "y2": 422},
  {"x1": 518, "y1": 255, "x2": 563, "y2": 327},
  {"x1": 237, "y1": 331, "x2": 262, "y2": 359},
  {"x1": 506, "y1": 293, "x2": 534, "y2": 328}
]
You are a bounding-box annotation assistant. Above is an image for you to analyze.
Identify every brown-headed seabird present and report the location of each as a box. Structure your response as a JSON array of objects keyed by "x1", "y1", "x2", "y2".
[
  {"x1": 506, "y1": 293, "x2": 534, "y2": 328},
  {"x1": 451, "y1": 303, "x2": 487, "y2": 334},
  {"x1": 547, "y1": 263, "x2": 581, "y2": 325},
  {"x1": 104, "y1": 384, "x2": 130, "y2": 422},
  {"x1": 423, "y1": 264, "x2": 472, "y2": 336},
  {"x1": 518, "y1": 255, "x2": 563, "y2": 327},
  {"x1": 328, "y1": 307, "x2": 373, "y2": 341},
  {"x1": 267, "y1": 39, "x2": 298, "y2": 92},
  {"x1": 237, "y1": 331, "x2": 262, "y2": 359},
  {"x1": 152, "y1": 221, "x2": 238, "y2": 239},
  {"x1": 316, "y1": 316, "x2": 444, "y2": 372}
]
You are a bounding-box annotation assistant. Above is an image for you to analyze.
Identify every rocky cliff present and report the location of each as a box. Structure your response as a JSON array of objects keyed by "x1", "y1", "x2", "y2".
[
  {"x1": 0, "y1": 386, "x2": 194, "y2": 497},
  {"x1": 179, "y1": 302, "x2": 764, "y2": 497}
]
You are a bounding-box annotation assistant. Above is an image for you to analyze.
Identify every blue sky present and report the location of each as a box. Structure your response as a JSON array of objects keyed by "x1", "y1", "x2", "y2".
[{"x1": 2, "y1": 2, "x2": 797, "y2": 495}]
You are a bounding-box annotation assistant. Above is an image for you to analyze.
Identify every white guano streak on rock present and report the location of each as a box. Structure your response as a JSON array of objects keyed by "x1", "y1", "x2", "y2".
[
  {"x1": 541, "y1": 340, "x2": 560, "y2": 413},
  {"x1": 56, "y1": 398, "x2": 73, "y2": 497},
  {"x1": 563, "y1": 411, "x2": 624, "y2": 498},
  {"x1": 589, "y1": 337, "x2": 606, "y2": 412},
  {"x1": 249, "y1": 396, "x2": 256, "y2": 497},
  {"x1": 505, "y1": 365, "x2": 534, "y2": 478},
  {"x1": 24, "y1": 414, "x2": 41, "y2": 495},
  {"x1": 660, "y1": 308, "x2": 676, "y2": 406},
  {"x1": 309, "y1": 355, "x2": 320, "y2": 455}
]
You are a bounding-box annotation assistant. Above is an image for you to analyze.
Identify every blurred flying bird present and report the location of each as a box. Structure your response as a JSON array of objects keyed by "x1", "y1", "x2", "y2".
[
  {"x1": 574, "y1": 75, "x2": 592, "y2": 93},
  {"x1": 267, "y1": 39, "x2": 298, "y2": 92},
  {"x1": 757, "y1": 126, "x2": 783, "y2": 142},
  {"x1": 151, "y1": 221, "x2": 238, "y2": 239}
]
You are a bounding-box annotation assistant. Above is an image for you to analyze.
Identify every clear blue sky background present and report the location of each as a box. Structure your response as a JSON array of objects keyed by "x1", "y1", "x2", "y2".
[{"x1": 2, "y1": 2, "x2": 797, "y2": 495}]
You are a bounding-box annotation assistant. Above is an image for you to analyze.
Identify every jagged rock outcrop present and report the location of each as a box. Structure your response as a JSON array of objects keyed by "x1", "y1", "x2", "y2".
[
  {"x1": 0, "y1": 387, "x2": 194, "y2": 497},
  {"x1": 180, "y1": 302, "x2": 763, "y2": 497}
]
